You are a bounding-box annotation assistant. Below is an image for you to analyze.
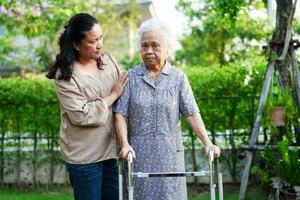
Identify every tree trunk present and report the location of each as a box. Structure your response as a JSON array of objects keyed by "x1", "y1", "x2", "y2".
[{"x1": 273, "y1": 0, "x2": 293, "y2": 89}]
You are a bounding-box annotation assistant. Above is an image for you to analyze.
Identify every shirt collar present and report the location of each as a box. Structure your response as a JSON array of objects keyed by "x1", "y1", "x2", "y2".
[
  {"x1": 136, "y1": 62, "x2": 172, "y2": 75},
  {"x1": 161, "y1": 62, "x2": 172, "y2": 75}
]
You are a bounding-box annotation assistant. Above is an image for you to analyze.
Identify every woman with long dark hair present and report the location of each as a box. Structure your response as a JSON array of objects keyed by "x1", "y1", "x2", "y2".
[{"x1": 47, "y1": 13, "x2": 127, "y2": 200}]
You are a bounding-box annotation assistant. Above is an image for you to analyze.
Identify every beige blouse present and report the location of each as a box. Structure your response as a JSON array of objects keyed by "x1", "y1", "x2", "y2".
[{"x1": 54, "y1": 52, "x2": 120, "y2": 164}]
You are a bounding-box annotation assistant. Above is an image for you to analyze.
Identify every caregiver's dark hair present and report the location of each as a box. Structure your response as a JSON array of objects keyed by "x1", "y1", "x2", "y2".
[{"x1": 46, "y1": 13, "x2": 103, "y2": 81}]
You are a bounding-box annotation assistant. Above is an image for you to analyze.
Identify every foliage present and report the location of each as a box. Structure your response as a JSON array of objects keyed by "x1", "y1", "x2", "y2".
[
  {"x1": 119, "y1": 52, "x2": 141, "y2": 70},
  {"x1": 181, "y1": 57, "x2": 266, "y2": 182},
  {"x1": 0, "y1": 76, "x2": 59, "y2": 134},
  {"x1": 176, "y1": 0, "x2": 272, "y2": 66},
  {"x1": 0, "y1": 76, "x2": 60, "y2": 182},
  {"x1": 261, "y1": 137, "x2": 300, "y2": 186},
  {"x1": 214, "y1": 0, "x2": 245, "y2": 24},
  {"x1": 0, "y1": 58, "x2": 298, "y2": 185},
  {"x1": 261, "y1": 77, "x2": 298, "y2": 140},
  {"x1": 0, "y1": 0, "x2": 143, "y2": 71},
  {"x1": 181, "y1": 57, "x2": 266, "y2": 135},
  {"x1": 268, "y1": 87, "x2": 293, "y2": 107}
]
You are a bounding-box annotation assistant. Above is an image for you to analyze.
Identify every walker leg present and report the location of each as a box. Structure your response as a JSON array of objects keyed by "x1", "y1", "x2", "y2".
[
  {"x1": 210, "y1": 185, "x2": 216, "y2": 200},
  {"x1": 127, "y1": 152, "x2": 134, "y2": 200},
  {"x1": 209, "y1": 149, "x2": 216, "y2": 200},
  {"x1": 217, "y1": 160, "x2": 223, "y2": 200},
  {"x1": 128, "y1": 186, "x2": 134, "y2": 200},
  {"x1": 119, "y1": 161, "x2": 123, "y2": 200},
  {"x1": 218, "y1": 172, "x2": 223, "y2": 200}
]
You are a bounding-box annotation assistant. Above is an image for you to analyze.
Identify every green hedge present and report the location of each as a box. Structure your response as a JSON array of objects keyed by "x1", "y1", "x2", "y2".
[
  {"x1": 3, "y1": 59, "x2": 299, "y2": 184},
  {"x1": 11, "y1": 56, "x2": 300, "y2": 144},
  {"x1": 3, "y1": 60, "x2": 299, "y2": 145},
  {"x1": 0, "y1": 76, "x2": 60, "y2": 135},
  {"x1": 0, "y1": 61, "x2": 267, "y2": 139},
  {"x1": 182, "y1": 60, "x2": 265, "y2": 137}
]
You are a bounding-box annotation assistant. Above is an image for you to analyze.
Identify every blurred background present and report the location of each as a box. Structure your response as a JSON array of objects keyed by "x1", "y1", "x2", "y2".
[{"x1": 0, "y1": 0, "x2": 300, "y2": 199}]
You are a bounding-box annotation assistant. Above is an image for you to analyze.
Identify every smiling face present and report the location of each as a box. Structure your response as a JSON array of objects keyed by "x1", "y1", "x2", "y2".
[
  {"x1": 73, "y1": 24, "x2": 103, "y2": 61},
  {"x1": 140, "y1": 31, "x2": 168, "y2": 70}
]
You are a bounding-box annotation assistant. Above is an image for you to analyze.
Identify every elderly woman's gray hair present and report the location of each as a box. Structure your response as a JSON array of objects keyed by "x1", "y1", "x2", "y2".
[{"x1": 136, "y1": 19, "x2": 174, "y2": 55}]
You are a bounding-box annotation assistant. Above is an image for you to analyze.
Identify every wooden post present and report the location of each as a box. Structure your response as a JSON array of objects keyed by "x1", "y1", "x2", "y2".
[
  {"x1": 290, "y1": 46, "x2": 300, "y2": 145},
  {"x1": 290, "y1": 46, "x2": 300, "y2": 111},
  {"x1": 239, "y1": 61, "x2": 275, "y2": 200}
]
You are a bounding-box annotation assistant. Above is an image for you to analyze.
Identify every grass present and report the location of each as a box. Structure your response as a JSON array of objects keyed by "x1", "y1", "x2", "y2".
[
  {"x1": 188, "y1": 184, "x2": 268, "y2": 200},
  {"x1": 0, "y1": 184, "x2": 268, "y2": 200},
  {"x1": 0, "y1": 185, "x2": 72, "y2": 200},
  {"x1": 188, "y1": 192, "x2": 267, "y2": 200}
]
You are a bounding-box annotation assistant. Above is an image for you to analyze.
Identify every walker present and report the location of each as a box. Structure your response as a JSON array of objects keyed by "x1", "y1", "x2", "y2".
[{"x1": 118, "y1": 149, "x2": 223, "y2": 200}]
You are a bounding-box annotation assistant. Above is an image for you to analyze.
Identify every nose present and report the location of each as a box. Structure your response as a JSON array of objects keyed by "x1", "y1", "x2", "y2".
[
  {"x1": 96, "y1": 40, "x2": 102, "y2": 50},
  {"x1": 145, "y1": 46, "x2": 153, "y2": 54}
]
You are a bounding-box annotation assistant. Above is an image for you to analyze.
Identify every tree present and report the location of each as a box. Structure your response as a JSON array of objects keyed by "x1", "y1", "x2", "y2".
[
  {"x1": 0, "y1": 0, "x2": 142, "y2": 71},
  {"x1": 234, "y1": 0, "x2": 300, "y2": 198},
  {"x1": 176, "y1": 0, "x2": 271, "y2": 66}
]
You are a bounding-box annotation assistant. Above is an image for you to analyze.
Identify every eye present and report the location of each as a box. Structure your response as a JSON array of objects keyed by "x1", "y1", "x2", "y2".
[
  {"x1": 141, "y1": 43, "x2": 148, "y2": 49},
  {"x1": 153, "y1": 43, "x2": 160, "y2": 50}
]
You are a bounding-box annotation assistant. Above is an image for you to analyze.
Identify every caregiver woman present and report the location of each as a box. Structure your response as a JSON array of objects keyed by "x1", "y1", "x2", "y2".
[{"x1": 47, "y1": 13, "x2": 127, "y2": 200}]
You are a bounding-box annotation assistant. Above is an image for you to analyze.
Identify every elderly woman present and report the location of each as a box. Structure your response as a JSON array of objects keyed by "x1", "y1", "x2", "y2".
[
  {"x1": 113, "y1": 19, "x2": 220, "y2": 200},
  {"x1": 47, "y1": 13, "x2": 127, "y2": 200}
]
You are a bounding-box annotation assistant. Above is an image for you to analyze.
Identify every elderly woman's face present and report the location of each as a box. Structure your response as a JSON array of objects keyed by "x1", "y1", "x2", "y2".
[
  {"x1": 140, "y1": 31, "x2": 168, "y2": 69},
  {"x1": 73, "y1": 24, "x2": 103, "y2": 61}
]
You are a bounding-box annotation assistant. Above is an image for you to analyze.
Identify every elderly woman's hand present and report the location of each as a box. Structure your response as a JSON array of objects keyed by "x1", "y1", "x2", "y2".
[
  {"x1": 204, "y1": 144, "x2": 221, "y2": 159},
  {"x1": 111, "y1": 72, "x2": 128, "y2": 98},
  {"x1": 119, "y1": 144, "x2": 135, "y2": 160}
]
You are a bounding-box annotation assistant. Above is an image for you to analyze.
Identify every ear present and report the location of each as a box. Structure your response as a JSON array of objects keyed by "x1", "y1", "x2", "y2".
[{"x1": 73, "y1": 42, "x2": 80, "y2": 51}]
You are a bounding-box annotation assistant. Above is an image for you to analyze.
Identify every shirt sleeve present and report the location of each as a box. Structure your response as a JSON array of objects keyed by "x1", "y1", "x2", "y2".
[
  {"x1": 179, "y1": 73, "x2": 199, "y2": 116},
  {"x1": 112, "y1": 76, "x2": 130, "y2": 116},
  {"x1": 55, "y1": 77, "x2": 109, "y2": 126}
]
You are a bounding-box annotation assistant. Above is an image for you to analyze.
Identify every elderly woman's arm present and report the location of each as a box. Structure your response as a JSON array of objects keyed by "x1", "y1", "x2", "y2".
[
  {"x1": 179, "y1": 73, "x2": 220, "y2": 157},
  {"x1": 115, "y1": 113, "x2": 135, "y2": 160},
  {"x1": 186, "y1": 112, "x2": 220, "y2": 158}
]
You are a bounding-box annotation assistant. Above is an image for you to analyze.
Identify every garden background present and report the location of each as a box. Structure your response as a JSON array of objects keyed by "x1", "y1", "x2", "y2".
[{"x1": 0, "y1": 0, "x2": 300, "y2": 200}]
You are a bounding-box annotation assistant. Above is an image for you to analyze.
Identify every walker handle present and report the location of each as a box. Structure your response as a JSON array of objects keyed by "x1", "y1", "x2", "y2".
[
  {"x1": 208, "y1": 148, "x2": 215, "y2": 162},
  {"x1": 127, "y1": 150, "x2": 134, "y2": 196},
  {"x1": 127, "y1": 151, "x2": 134, "y2": 163}
]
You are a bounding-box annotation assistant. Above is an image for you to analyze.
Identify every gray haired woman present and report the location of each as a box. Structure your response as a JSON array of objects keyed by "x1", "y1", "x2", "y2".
[{"x1": 113, "y1": 19, "x2": 220, "y2": 200}]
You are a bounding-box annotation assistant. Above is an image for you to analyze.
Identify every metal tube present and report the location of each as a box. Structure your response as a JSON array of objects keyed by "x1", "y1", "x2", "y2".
[
  {"x1": 217, "y1": 160, "x2": 223, "y2": 200},
  {"x1": 209, "y1": 149, "x2": 216, "y2": 200},
  {"x1": 128, "y1": 187, "x2": 134, "y2": 200},
  {"x1": 119, "y1": 161, "x2": 123, "y2": 200},
  {"x1": 210, "y1": 185, "x2": 216, "y2": 200},
  {"x1": 132, "y1": 171, "x2": 209, "y2": 178},
  {"x1": 218, "y1": 172, "x2": 223, "y2": 200},
  {"x1": 127, "y1": 151, "x2": 134, "y2": 200}
]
